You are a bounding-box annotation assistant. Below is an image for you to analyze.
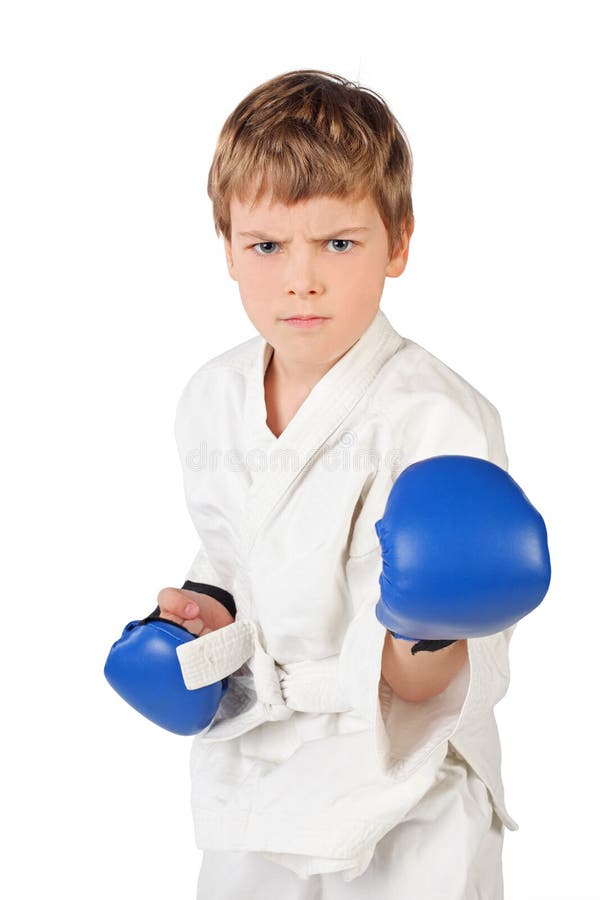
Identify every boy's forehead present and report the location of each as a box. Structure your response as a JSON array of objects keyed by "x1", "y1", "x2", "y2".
[{"x1": 230, "y1": 190, "x2": 378, "y2": 231}]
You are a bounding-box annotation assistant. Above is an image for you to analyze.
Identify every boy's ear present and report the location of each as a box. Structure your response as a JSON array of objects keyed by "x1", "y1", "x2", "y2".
[
  {"x1": 386, "y1": 222, "x2": 414, "y2": 278},
  {"x1": 224, "y1": 238, "x2": 238, "y2": 281}
]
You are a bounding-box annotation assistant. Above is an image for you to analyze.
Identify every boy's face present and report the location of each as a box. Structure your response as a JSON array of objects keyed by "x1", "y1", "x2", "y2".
[{"x1": 224, "y1": 190, "x2": 411, "y2": 379}]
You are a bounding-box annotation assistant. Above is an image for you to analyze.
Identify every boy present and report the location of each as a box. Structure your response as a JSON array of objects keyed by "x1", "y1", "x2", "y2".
[{"x1": 157, "y1": 69, "x2": 519, "y2": 897}]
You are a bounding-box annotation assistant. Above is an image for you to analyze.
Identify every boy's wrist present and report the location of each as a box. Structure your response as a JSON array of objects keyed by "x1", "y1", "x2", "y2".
[{"x1": 382, "y1": 633, "x2": 467, "y2": 702}]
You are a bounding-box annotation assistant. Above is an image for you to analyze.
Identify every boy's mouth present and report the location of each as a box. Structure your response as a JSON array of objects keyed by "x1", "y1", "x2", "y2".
[{"x1": 282, "y1": 316, "x2": 330, "y2": 329}]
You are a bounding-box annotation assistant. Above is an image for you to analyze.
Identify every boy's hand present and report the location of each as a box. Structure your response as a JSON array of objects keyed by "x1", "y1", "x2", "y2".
[{"x1": 157, "y1": 587, "x2": 234, "y2": 637}]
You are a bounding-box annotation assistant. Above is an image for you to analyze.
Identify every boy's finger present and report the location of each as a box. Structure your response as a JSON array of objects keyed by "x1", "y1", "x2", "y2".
[
  {"x1": 186, "y1": 620, "x2": 211, "y2": 637},
  {"x1": 157, "y1": 586, "x2": 191, "y2": 617},
  {"x1": 154, "y1": 607, "x2": 207, "y2": 636},
  {"x1": 156, "y1": 610, "x2": 183, "y2": 626}
]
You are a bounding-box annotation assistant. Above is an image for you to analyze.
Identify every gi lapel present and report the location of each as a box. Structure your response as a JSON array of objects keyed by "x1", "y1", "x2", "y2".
[{"x1": 240, "y1": 308, "x2": 404, "y2": 555}]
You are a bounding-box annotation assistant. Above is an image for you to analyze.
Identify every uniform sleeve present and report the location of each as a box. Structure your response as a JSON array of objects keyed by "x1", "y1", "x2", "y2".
[
  {"x1": 338, "y1": 389, "x2": 516, "y2": 784},
  {"x1": 173, "y1": 369, "x2": 238, "y2": 597},
  {"x1": 183, "y1": 541, "x2": 225, "y2": 588}
]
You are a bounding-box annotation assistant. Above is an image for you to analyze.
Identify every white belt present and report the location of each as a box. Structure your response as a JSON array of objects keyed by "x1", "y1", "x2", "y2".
[{"x1": 176, "y1": 619, "x2": 353, "y2": 740}]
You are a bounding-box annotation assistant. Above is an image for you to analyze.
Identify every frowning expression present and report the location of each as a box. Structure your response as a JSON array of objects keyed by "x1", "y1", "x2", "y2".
[{"x1": 224, "y1": 191, "x2": 411, "y2": 371}]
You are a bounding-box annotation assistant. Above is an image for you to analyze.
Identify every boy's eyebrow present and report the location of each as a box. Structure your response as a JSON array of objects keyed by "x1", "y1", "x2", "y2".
[{"x1": 237, "y1": 226, "x2": 371, "y2": 242}]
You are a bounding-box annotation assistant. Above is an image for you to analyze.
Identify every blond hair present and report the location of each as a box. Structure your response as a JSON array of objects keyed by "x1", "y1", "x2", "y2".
[{"x1": 207, "y1": 69, "x2": 414, "y2": 258}]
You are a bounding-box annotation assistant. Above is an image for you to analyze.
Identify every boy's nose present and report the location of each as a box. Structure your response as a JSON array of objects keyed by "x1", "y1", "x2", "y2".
[{"x1": 284, "y1": 253, "x2": 325, "y2": 298}]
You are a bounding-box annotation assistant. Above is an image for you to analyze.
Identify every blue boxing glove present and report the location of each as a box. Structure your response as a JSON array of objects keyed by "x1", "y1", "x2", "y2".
[
  {"x1": 104, "y1": 614, "x2": 228, "y2": 736},
  {"x1": 375, "y1": 455, "x2": 551, "y2": 655}
]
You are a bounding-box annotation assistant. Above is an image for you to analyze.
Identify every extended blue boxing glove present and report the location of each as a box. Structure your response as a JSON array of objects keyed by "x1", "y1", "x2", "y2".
[
  {"x1": 104, "y1": 615, "x2": 228, "y2": 736},
  {"x1": 375, "y1": 455, "x2": 551, "y2": 655}
]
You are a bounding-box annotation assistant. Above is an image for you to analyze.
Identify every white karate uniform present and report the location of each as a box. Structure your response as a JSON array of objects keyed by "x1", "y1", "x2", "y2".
[{"x1": 173, "y1": 309, "x2": 519, "y2": 897}]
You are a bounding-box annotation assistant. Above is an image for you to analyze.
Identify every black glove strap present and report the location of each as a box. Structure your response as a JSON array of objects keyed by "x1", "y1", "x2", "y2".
[
  {"x1": 411, "y1": 638, "x2": 457, "y2": 655},
  {"x1": 387, "y1": 631, "x2": 457, "y2": 655},
  {"x1": 143, "y1": 581, "x2": 237, "y2": 623},
  {"x1": 181, "y1": 581, "x2": 237, "y2": 619}
]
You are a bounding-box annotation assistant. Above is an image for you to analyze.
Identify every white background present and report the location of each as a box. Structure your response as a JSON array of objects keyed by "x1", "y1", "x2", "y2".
[{"x1": 1, "y1": 2, "x2": 597, "y2": 898}]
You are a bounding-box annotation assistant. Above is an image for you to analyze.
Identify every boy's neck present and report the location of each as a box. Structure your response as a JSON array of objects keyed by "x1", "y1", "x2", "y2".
[{"x1": 266, "y1": 349, "x2": 345, "y2": 397}]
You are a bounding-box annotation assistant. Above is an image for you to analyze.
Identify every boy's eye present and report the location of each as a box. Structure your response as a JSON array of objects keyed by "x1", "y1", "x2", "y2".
[
  {"x1": 254, "y1": 242, "x2": 278, "y2": 255},
  {"x1": 328, "y1": 239, "x2": 353, "y2": 253}
]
